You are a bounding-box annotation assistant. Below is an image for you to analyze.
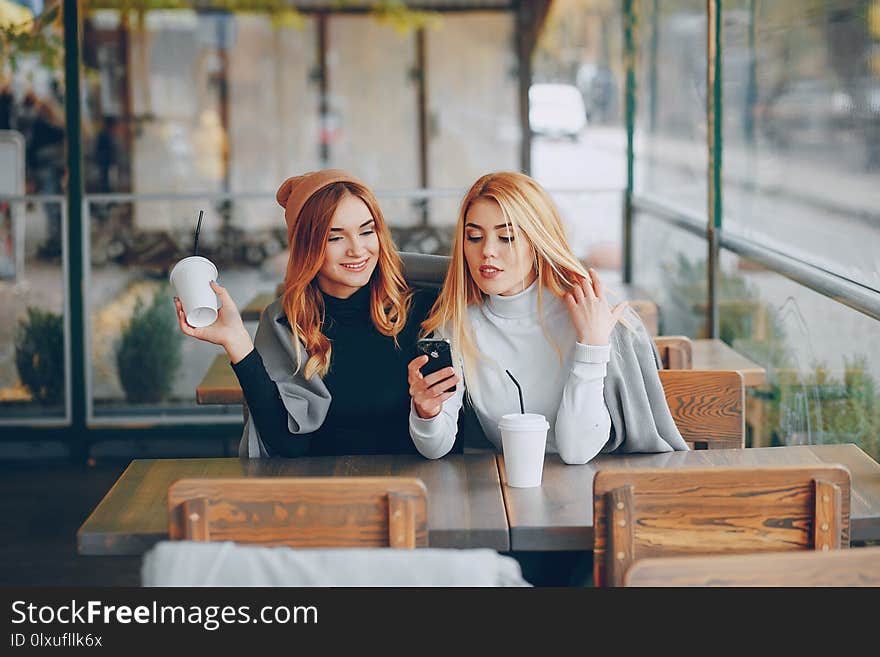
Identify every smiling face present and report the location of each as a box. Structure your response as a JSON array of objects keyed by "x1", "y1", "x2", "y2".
[
  {"x1": 462, "y1": 198, "x2": 537, "y2": 297},
  {"x1": 316, "y1": 192, "x2": 380, "y2": 298}
]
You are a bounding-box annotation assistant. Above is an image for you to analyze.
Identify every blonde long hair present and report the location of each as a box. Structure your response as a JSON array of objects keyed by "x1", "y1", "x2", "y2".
[
  {"x1": 281, "y1": 181, "x2": 412, "y2": 379},
  {"x1": 422, "y1": 171, "x2": 625, "y2": 379}
]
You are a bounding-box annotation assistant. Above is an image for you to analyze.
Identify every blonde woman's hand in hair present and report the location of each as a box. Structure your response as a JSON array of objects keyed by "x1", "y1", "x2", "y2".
[
  {"x1": 174, "y1": 281, "x2": 254, "y2": 364},
  {"x1": 563, "y1": 268, "x2": 627, "y2": 346},
  {"x1": 408, "y1": 355, "x2": 460, "y2": 420}
]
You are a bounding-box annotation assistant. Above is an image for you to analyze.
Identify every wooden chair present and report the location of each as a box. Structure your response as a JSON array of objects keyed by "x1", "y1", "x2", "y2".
[
  {"x1": 658, "y1": 369, "x2": 744, "y2": 449},
  {"x1": 168, "y1": 477, "x2": 428, "y2": 549},
  {"x1": 593, "y1": 465, "x2": 851, "y2": 587},
  {"x1": 623, "y1": 545, "x2": 880, "y2": 587},
  {"x1": 653, "y1": 335, "x2": 693, "y2": 369},
  {"x1": 628, "y1": 299, "x2": 659, "y2": 336}
]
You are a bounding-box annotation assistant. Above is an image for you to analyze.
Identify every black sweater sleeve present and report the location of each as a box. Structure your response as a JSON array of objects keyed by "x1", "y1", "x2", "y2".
[{"x1": 230, "y1": 349, "x2": 310, "y2": 458}]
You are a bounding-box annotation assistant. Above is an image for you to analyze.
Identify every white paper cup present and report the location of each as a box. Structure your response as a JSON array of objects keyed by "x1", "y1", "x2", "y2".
[
  {"x1": 499, "y1": 413, "x2": 549, "y2": 488},
  {"x1": 169, "y1": 256, "x2": 219, "y2": 328}
]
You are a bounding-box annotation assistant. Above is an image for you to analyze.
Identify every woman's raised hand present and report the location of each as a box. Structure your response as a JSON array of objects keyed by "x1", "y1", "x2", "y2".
[
  {"x1": 563, "y1": 268, "x2": 627, "y2": 346},
  {"x1": 407, "y1": 355, "x2": 460, "y2": 420},
  {"x1": 174, "y1": 281, "x2": 254, "y2": 363}
]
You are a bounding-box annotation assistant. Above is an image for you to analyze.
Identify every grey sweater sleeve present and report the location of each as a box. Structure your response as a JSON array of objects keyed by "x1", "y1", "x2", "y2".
[
  {"x1": 601, "y1": 309, "x2": 689, "y2": 454},
  {"x1": 238, "y1": 299, "x2": 332, "y2": 458}
]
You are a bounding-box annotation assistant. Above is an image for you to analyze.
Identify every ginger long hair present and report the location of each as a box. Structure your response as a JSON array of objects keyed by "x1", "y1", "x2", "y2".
[
  {"x1": 422, "y1": 171, "x2": 625, "y2": 381},
  {"x1": 281, "y1": 181, "x2": 411, "y2": 379}
]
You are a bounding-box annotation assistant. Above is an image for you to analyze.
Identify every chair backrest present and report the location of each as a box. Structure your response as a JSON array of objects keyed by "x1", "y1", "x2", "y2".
[
  {"x1": 624, "y1": 545, "x2": 880, "y2": 587},
  {"x1": 593, "y1": 465, "x2": 851, "y2": 587},
  {"x1": 653, "y1": 336, "x2": 693, "y2": 369},
  {"x1": 628, "y1": 299, "x2": 659, "y2": 336},
  {"x1": 658, "y1": 369, "x2": 744, "y2": 449},
  {"x1": 168, "y1": 477, "x2": 429, "y2": 548},
  {"x1": 400, "y1": 251, "x2": 449, "y2": 289}
]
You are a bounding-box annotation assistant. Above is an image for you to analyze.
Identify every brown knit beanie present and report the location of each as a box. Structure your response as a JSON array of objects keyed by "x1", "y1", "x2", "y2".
[{"x1": 275, "y1": 169, "x2": 366, "y2": 235}]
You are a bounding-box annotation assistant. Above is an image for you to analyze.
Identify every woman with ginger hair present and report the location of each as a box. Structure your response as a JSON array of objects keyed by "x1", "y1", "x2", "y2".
[
  {"x1": 175, "y1": 170, "x2": 448, "y2": 458},
  {"x1": 407, "y1": 171, "x2": 687, "y2": 465}
]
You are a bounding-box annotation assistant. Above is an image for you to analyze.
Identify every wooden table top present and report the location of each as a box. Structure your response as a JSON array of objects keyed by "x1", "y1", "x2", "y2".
[
  {"x1": 77, "y1": 453, "x2": 509, "y2": 556},
  {"x1": 196, "y1": 354, "x2": 241, "y2": 405},
  {"x1": 692, "y1": 338, "x2": 766, "y2": 387},
  {"x1": 240, "y1": 291, "x2": 276, "y2": 322},
  {"x1": 499, "y1": 443, "x2": 880, "y2": 551}
]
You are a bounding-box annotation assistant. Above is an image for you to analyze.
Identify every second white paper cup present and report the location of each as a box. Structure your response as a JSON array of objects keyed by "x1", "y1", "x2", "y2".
[
  {"x1": 499, "y1": 413, "x2": 549, "y2": 488},
  {"x1": 169, "y1": 255, "x2": 219, "y2": 328}
]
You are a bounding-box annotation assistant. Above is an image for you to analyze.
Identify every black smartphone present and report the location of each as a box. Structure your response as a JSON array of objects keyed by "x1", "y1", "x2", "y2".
[{"x1": 416, "y1": 338, "x2": 456, "y2": 392}]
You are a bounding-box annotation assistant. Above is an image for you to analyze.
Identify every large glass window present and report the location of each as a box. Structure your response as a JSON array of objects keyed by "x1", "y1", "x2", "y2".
[
  {"x1": 82, "y1": 7, "x2": 320, "y2": 422},
  {"x1": 1, "y1": 4, "x2": 69, "y2": 426},
  {"x1": 533, "y1": 0, "x2": 626, "y2": 270},
  {"x1": 77, "y1": 4, "x2": 529, "y2": 422},
  {"x1": 633, "y1": 212, "x2": 707, "y2": 337},
  {"x1": 327, "y1": 14, "x2": 421, "y2": 247},
  {"x1": 719, "y1": 250, "x2": 880, "y2": 461},
  {"x1": 722, "y1": 1, "x2": 880, "y2": 291},
  {"x1": 422, "y1": 12, "x2": 518, "y2": 254},
  {"x1": 634, "y1": 0, "x2": 707, "y2": 214}
]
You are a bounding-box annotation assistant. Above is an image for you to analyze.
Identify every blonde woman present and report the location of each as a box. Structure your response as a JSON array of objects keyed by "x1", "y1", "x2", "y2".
[
  {"x1": 407, "y1": 172, "x2": 687, "y2": 464},
  {"x1": 176, "y1": 170, "x2": 444, "y2": 458}
]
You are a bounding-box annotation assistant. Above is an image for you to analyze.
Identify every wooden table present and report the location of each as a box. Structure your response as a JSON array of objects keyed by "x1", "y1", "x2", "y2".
[
  {"x1": 499, "y1": 444, "x2": 880, "y2": 551},
  {"x1": 196, "y1": 354, "x2": 241, "y2": 405},
  {"x1": 691, "y1": 338, "x2": 766, "y2": 387},
  {"x1": 77, "y1": 454, "x2": 509, "y2": 555},
  {"x1": 240, "y1": 291, "x2": 276, "y2": 322}
]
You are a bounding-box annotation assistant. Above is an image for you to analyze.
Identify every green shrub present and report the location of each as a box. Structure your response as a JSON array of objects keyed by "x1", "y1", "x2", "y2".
[
  {"x1": 665, "y1": 254, "x2": 880, "y2": 461},
  {"x1": 661, "y1": 253, "x2": 789, "y2": 345},
  {"x1": 14, "y1": 307, "x2": 65, "y2": 405},
  {"x1": 116, "y1": 288, "x2": 182, "y2": 404}
]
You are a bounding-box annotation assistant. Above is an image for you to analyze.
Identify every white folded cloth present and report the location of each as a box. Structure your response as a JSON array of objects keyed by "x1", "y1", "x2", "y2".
[{"x1": 142, "y1": 541, "x2": 530, "y2": 587}]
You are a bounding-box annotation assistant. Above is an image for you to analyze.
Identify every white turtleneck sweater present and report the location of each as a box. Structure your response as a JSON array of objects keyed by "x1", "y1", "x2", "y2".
[{"x1": 409, "y1": 280, "x2": 612, "y2": 465}]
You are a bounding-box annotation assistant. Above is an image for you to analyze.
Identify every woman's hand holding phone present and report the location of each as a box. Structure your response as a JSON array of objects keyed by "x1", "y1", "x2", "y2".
[
  {"x1": 174, "y1": 281, "x2": 254, "y2": 364},
  {"x1": 407, "y1": 355, "x2": 460, "y2": 420}
]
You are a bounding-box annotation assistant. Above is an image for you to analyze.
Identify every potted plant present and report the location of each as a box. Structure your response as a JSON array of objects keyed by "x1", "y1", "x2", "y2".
[
  {"x1": 115, "y1": 287, "x2": 182, "y2": 404},
  {"x1": 14, "y1": 306, "x2": 64, "y2": 405}
]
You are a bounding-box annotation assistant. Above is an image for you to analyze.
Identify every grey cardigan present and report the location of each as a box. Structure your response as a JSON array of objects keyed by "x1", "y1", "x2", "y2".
[{"x1": 601, "y1": 311, "x2": 688, "y2": 453}]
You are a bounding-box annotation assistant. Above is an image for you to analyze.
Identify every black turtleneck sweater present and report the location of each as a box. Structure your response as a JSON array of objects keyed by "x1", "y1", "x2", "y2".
[{"x1": 231, "y1": 285, "x2": 457, "y2": 457}]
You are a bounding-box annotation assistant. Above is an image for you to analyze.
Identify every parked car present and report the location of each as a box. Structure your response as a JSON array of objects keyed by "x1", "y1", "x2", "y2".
[{"x1": 529, "y1": 83, "x2": 587, "y2": 140}]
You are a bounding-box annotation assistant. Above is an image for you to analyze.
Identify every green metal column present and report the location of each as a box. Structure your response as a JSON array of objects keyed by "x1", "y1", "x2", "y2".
[
  {"x1": 623, "y1": 0, "x2": 637, "y2": 284},
  {"x1": 744, "y1": 0, "x2": 757, "y2": 145},
  {"x1": 317, "y1": 12, "x2": 329, "y2": 167},
  {"x1": 516, "y1": 1, "x2": 534, "y2": 175},
  {"x1": 648, "y1": 0, "x2": 658, "y2": 133},
  {"x1": 706, "y1": 0, "x2": 723, "y2": 339},
  {"x1": 63, "y1": 0, "x2": 87, "y2": 460}
]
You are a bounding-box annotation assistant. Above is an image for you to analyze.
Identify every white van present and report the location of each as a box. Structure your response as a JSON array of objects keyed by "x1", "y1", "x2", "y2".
[{"x1": 529, "y1": 83, "x2": 587, "y2": 140}]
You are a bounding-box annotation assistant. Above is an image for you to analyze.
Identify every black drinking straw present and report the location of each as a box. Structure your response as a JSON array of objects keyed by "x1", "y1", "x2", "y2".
[
  {"x1": 505, "y1": 369, "x2": 525, "y2": 415},
  {"x1": 193, "y1": 209, "x2": 205, "y2": 256}
]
